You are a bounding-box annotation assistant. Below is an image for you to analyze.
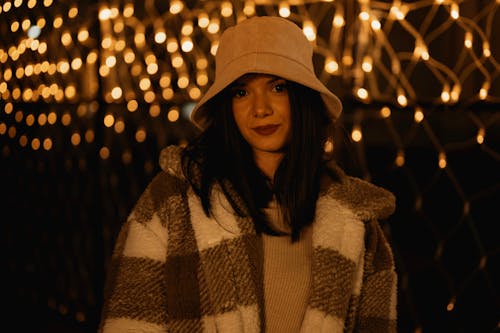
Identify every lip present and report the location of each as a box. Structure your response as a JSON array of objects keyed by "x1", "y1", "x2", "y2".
[{"x1": 253, "y1": 124, "x2": 280, "y2": 136}]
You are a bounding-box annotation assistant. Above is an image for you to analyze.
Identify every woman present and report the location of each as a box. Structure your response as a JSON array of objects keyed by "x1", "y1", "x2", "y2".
[{"x1": 99, "y1": 16, "x2": 397, "y2": 333}]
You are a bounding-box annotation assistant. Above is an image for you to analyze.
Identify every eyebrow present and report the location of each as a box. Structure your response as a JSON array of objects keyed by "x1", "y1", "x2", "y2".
[{"x1": 231, "y1": 76, "x2": 284, "y2": 87}]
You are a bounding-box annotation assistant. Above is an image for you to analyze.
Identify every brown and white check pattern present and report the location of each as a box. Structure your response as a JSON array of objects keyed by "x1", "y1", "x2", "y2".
[{"x1": 99, "y1": 145, "x2": 397, "y2": 333}]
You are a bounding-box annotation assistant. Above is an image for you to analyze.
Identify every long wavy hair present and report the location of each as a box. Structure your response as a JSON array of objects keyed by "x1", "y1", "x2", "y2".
[{"x1": 181, "y1": 80, "x2": 338, "y2": 241}]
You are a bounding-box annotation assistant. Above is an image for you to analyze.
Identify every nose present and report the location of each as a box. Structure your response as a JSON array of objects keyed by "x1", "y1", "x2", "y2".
[{"x1": 253, "y1": 93, "x2": 272, "y2": 117}]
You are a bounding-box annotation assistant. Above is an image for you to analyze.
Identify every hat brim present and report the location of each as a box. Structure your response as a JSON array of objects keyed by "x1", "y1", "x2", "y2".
[{"x1": 190, "y1": 52, "x2": 342, "y2": 130}]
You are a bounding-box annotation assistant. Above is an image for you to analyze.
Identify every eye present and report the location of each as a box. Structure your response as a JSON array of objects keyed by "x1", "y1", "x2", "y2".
[
  {"x1": 272, "y1": 81, "x2": 288, "y2": 93},
  {"x1": 231, "y1": 88, "x2": 247, "y2": 98}
]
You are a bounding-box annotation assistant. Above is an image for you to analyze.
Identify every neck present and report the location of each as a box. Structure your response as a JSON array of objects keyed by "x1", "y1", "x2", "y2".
[{"x1": 253, "y1": 150, "x2": 284, "y2": 180}]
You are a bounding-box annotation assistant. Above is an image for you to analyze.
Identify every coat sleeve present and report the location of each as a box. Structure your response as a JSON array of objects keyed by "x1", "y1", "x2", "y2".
[
  {"x1": 354, "y1": 219, "x2": 398, "y2": 332},
  {"x1": 99, "y1": 175, "x2": 171, "y2": 333}
]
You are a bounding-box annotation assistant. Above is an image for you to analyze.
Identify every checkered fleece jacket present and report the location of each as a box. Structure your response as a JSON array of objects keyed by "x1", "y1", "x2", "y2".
[{"x1": 99, "y1": 145, "x2": 398, "y2": 333}]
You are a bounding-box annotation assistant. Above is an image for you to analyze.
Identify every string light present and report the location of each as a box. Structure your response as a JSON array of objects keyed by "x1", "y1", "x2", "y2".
[
  {"x1": 351, "y1": 126, "x2": 363, "y2": 142},
  {"x1": 397, "y1": 90, "x2": 408, "y2": 107},
  {"x1": 149, "y1": 104, "x2": 161, "y2": 118},
  {"x1": 414, "y1": 107, "x2": 424, "y2": 123},
  {"x1": 482, "y1": 42, "x2": 491, "y2": 57},
  {"x1": 0, "y1": 0, "x2": 497, "y2": 180},
  {"x1": 356, "y1": 87, "x2": 369, "y2": 100},
  {"x1": 380, "y1": 106, "x2": 391, "y2": 118},
  {"x1": 123, "y1": 3, "x2": 134, "y2": 18},
  {"x1": 333, "y1": 14, "x2": 345, "y2": 28},
  {"x1": 188, "y1": 86, "x2": 201, "y2": 99},
  {"x1": 438, "y1": 151, "x2": 447, "y2": 169},
  {"x1": 168, "y1": 108, "x2": 180, "y2": 122},
  {"x1": 196, "y1": 71, "x2": 209, "y2": 86},
  {"x1": 169, "y1": 0, "x2": 184, "y2": 15},
  {"x1": 359, "y1": 11, "x2": 370, "y2": 21},
  {"x1": 450, "y1": 84, "x2": 461, "y2": 102},
  {"x1": 450, "y1": 3, "x2": 460, "y2": 19},
  {"x1": 154, "y1": 29, "x2": 167, "y2": 44},
  {"x1": 324, "y1": 57, "x2": 339, "y2": 74},
  {"x1": 370, "y1": 19, "x2": 381, "y2": 31},
  {"x1": 279, "y1": 2, "x2": 290, "y2": 18},
  {"x1": 476, "y1": 128, "x2": 485, "y2": 144},
  {"x1": 361, "y1": 56, "x2": 373, "y2": 72},
  {"x1": 302, "y1": 20, "x2": 316, "y2": 41},
  {"x1": 210, "y1": 40, "x2": 219, "y2": 56},
  {"x1": 181, "y1": 21, "x2": 193, "y2": 36},
  {"x1": 441, "y1": 84, "x2": 451, "y2": 103},
  {"x1": 324, "y1": 140, "x2": 333, "y2": 153},
  {"x1": 395, "y1": 149, "x2": 405, "y2": 167},
  {"x1": 220, "y1": 1, "x2": 233, "y2": 17},
  {"x1": 198, "y1": 13, "x2": 209, "y2": 28},
  {"x1": 464, "y1": 31, "x2": 473, "y2": 48},
  {"x1": 181, "y1": 37, "x2": 194, "y2": 52},
  {"x1": 177, "y1": 73, "x2": 190, "y2": 89},
  {"x1": 479, "y1": 82, "x2": 489, "y2": 100},
  {"x1": 390, "y1": 4, "x2": 408, "y2": 20},
  {"x1": 447, "y1": 297, "x2": 456, "y2": 311},
  {"x1": 243, "y1": 1, "x2": 255, "y2": 16}
]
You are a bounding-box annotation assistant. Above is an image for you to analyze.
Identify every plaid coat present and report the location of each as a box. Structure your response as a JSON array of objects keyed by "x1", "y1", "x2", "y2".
[{"x1": 99, "y1": 145, "x2": 397, "y2": 333}]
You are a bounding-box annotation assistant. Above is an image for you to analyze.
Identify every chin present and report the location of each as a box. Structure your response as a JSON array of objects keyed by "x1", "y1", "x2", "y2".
[{"x1": 254, "y1": 145, "x2": 286, "y2": 153}]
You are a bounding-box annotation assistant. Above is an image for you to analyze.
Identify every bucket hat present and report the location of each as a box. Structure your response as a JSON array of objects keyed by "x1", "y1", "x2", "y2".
[{"x1": 190, "y1": 15, "x2": 342, "y2": 129}]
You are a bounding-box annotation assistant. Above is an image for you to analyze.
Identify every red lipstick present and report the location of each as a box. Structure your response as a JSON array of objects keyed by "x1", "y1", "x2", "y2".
[{"x1": 253, "y1": 125, "x2": 279, "y2": 136}]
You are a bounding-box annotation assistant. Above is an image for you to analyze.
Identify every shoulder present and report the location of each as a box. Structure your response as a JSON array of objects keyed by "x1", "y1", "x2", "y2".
[
  {"x1": 323, "y1": 162, "x2": 396, "y2": 221},
  {"x1": 129, "y1": 145, "x2": 189, "y2": 225},
  {"x1": 137, "y1": 145, "x2": 188, "y2": 210},
  {"x1": 158, "y1": 144, "x2": 185, "y2": 179},
  {"x1": 147, "y1": 145, "x2": 191, "y2": 197}
]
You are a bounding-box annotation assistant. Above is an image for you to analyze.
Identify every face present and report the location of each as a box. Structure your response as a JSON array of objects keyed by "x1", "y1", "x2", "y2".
[{"x1": 231, "y1": 74, "x2": 292, "y2": 162}]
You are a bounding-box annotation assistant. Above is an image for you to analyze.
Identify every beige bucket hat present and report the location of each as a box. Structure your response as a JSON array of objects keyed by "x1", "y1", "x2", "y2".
[{"x1": 190, "y1": 15, "x2": 343, "y2": 130}]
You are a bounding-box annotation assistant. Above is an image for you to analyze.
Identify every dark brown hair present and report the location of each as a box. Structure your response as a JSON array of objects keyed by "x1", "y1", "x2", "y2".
[{"x1": 181, "y1": 80, "x2": 338, "y2": 241}]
